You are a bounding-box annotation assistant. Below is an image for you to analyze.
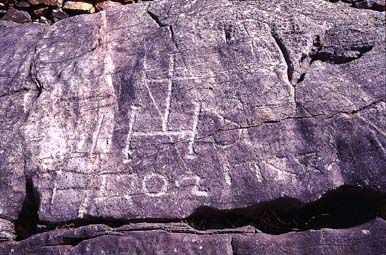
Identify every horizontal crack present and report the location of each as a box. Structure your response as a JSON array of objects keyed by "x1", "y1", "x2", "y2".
[
  {"x1": 186, "y1": 185, "x2": 386, "y2": 234},
  {"x1": 193, "y1": 98, "x2": 385, "y2": 143},
  {"x1": 326, "y1": 0, "x2": 385, "y2": 12},
  {"x1": 12, "y1": 185, "x2": 386, "y2": 242},
  {"x1": 0, "y1": 88, "x2": 30, "y2": 98}
]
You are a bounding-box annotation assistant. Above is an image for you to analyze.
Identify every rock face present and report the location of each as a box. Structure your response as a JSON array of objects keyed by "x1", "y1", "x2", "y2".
[
  {"x1": 0, "y1": 0, "x2": 385, "y2": 254},
  {"x1": 0, "y1": 219, "x2": 385, "y2": 254},
  {"x1": 0, "y1": 0, "x2": 384, "y2": 24},
  {"x1": 0, "y1": 0, "x2": 146, "y2": 24}
]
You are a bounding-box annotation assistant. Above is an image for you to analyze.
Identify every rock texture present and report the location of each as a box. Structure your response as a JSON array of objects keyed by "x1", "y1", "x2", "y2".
[
  {"x1": 0, "y1": 0, "x2": 385, "y2": 253},
  {"x1": 0, "y1": 0, "x2": 148, "y2": 24},
  {"x1": 0, "y1": 0, "x2": 384, "y2": 24},
  {"x1": 0, "y1": 219, "x2": 385, "y2": 254}
]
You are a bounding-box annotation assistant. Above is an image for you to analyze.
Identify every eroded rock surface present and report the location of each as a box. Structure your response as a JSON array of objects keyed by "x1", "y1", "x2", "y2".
[
  {"x1": 0, "y1": 0, "x2": 149, "y2": 24},
  {"x1": 0, "y1": 219, "x2": 385, "y2": 254},
  {"x1": 0, "y1": 0, "x2": 385, "y2": 253}
]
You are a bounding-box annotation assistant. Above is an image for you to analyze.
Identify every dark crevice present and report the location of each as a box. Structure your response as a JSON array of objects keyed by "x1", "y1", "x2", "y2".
[
  {"x1": 61, "y1": 237, "x2": 94, "y2": 247},
  {"x1": 16, "y1": 214, "x2": 182, "y2": 241},
  {"x1": 186, "y1": 185, "x2": 386, "y2": 235},
  {"x1": 296, "y1": 34, "x2": 374, "y2": 84},
  {"x1": 230, "y1": 237, "x2": 238, "y2": 255},
  {"x1": 29, "y1": 58, "x2": 44, "y2": 98},
  {"x1": 271, "y1": 29, "x2": 294, "y2": 83},
  {"x1": 168, "y1": 25, "x2": 179, "y2": 49},
  {"x1": 12, "y1": 185, "x2": 386, "y2": 241},
  {"x1": 327, "y1": 0, "x2": 385, "y2": 12},
  {"x1": 38, "y1": 217, "x2": 181, "y2": 233},
  {"x1": 224, "y1": 24, "x2": 232, "y2": 43},
  {"x1": 310, "y1": 45, "x2": 374, "y2": 65},
  {"x1": 147, "y1": 9, "x2": 167, "y2": 28},
  {"x1": 14, "y1": 177, "x2": 41, "y2": 241},
  {"x1": 297, "y1": 73, "x2": 306, "y2": 83},
  {"x1": 147, "y1": 8, "x2": 178, "y2": 49}
]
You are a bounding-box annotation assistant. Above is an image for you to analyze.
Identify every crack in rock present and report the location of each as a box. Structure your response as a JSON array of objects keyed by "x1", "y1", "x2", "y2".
[
  {"x1": 11, "y1": 185, "x2": 386, "y2": 241},
  {"x1": 187, "y1": 185, "x2": 386, "y2": 234},
  {"x1": 327, "y1": 0, "x2": 385, "y2": 11}
]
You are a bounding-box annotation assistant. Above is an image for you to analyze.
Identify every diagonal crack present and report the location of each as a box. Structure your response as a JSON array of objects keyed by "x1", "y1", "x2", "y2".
[
  {"x1": 147, "y1": 8, "x2": 179, "y2": 49},
  {"x1": 193, "y1": 98, "x2": 385, "y2": 143},
  {"x1": 29, "y1": 58, "x2": 44, "y2": 98},
  {"x1": 27, "y1": 26, "x2": 50, "y2": 103},
  {"x1": 270, "y1": 28, "x2": 294, "y2": 84},
  {"x1": 147, "y1": 9, "x2": 167, "y2": 28}
]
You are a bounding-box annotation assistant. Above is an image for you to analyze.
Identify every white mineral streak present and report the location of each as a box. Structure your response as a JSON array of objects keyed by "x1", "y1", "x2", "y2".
[{"x1": 187, "y1": 102, "x2": 201, "y2": 159}]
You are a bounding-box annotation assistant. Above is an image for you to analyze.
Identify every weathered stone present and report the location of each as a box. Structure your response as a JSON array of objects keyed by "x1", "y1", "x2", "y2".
[
  {"x1": 339, "y1": 0, "x2": 385, "y2": 11},
  {"x1": 95, "y1": 0, "x2": 123, "y2": 11},
  {"x1": 15, "y1": 1, "x2": 30, "y2": 8},
  {"x1": 63, "y1": 1, "x2": 95, "y2": 13},
  {"x1": 0, "y1": 219, "x2": 385, "y2": 254},
  {"x1": 13, "y1": 0, "x2": 383, "y2": 224},
  {"x1": 0, "y1": 7, "x2": 31, "y2": 23},
  {"x1": 0, "y1": 21, "x2": 48, "y2": 241},
  {"x1": 233, "y1": 219, "x2": 386, "y2": 255},
  {"x1": 0, "y1": 219, "x2": 15, "y2": 241},
  {"x1": 50, "y1": 8, "x2": 69, "y2": 21},
  {"x1": 33, "y1": 7, "x2": 50, "y2": 17},
  {"x1": 28, "y1": 0, "x2": 63, "y2": 6}
]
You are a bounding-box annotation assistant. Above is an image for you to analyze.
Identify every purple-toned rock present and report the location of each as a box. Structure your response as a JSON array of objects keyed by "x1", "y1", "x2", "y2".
[
  {"x1": 95, "y1": 0, "x2": 123, "y2": 11},
  {"x1": 0, "y1": 21, "x2": 48, "y2": 241},
  {"x1": 0, "y1": 7, "x2": 31, "y2": 23},
  {"x1": 17, "y1": 0, "x2": 384, "y2": 224},
  {"x1": 233, "y1": 219, "x2": 386, "y2": 255},
  {"x1": 50, "y1": 8, "x2": 69, "y2": 22},
  {"x1": 338, "y1": 0, "x2": 385, "y2": 11},
  {"x1": 0, "y1": 219, "x2": 385, "y2": 254}
]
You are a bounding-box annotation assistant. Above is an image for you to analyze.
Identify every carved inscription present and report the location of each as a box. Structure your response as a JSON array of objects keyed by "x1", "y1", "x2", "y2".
[{"x1": 123, "y1": 54, "x2": 201, "y2": 160}]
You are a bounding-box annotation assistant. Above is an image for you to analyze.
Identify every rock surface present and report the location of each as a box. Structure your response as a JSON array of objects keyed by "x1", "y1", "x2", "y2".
[
  {"x1": 0, "y1": 0, "x2": 385, "y2": 253},
  {"x1": 0, "y1": 0, "x2": 147, "y2": 24},
  {"x1": 63, "y1": 1, "x2": 95, "y2": 14},
  {"x1": 0, "y1": 219, "x2": 385, "y2": 254}
]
